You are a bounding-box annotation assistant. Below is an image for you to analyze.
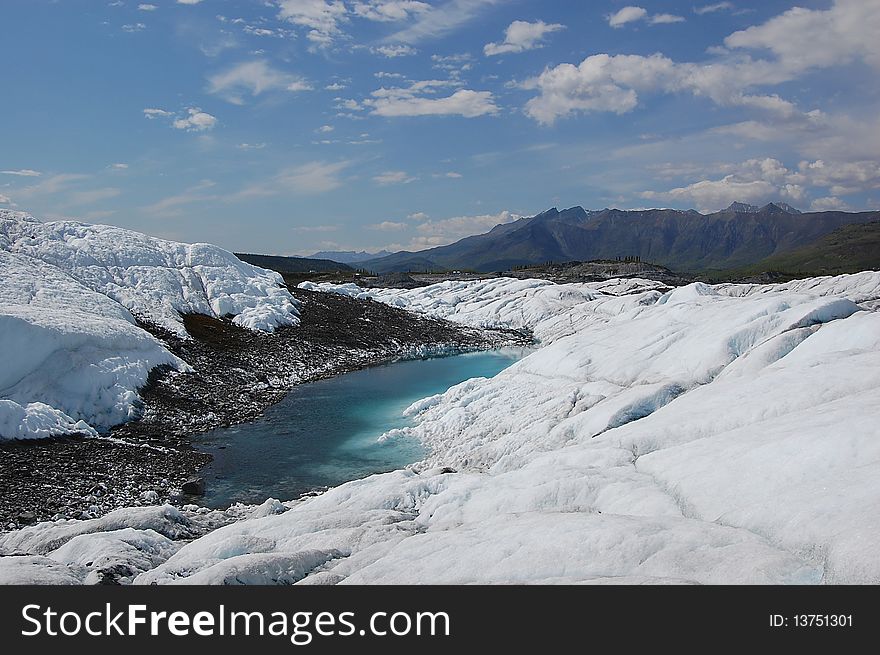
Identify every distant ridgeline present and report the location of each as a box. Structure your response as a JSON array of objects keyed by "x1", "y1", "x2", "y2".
[
  {"x1": 353, "y1": 203, "x2": 880, "y2": 275},
  {"x1": 235, "y1": 253, "x2": 354, "y2": 274}
]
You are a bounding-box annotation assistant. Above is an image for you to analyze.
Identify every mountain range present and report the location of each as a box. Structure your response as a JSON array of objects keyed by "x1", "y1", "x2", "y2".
[
  {"x1": 358, "y1": 203, "x2": 880, "y2": 274},
  {"x1": 307, "y1": 249, "x2": 392, "y2": 264}
]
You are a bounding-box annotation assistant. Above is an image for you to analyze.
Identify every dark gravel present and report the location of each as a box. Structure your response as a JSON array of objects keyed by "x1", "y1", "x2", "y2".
[{"x1": 0, "y1": 287, "x2": 530, "y2": 529}]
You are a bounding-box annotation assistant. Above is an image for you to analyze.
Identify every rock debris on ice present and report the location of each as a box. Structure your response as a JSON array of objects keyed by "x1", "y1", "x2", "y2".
[{"x1": 0, "y1": 210, "x2": 300, "y2": 439}]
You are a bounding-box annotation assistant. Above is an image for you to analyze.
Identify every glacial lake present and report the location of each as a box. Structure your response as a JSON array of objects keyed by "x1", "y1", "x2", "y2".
[{"x1": 192, "y1": 347, "x2": 531, "y2": 508}]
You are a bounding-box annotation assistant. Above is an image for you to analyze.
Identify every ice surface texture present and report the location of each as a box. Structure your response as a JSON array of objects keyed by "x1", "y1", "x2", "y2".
[
  {"x1": 0, "y1": 210, "x2": 299, "y2": 439},
  {"x1": 4, "y1": 272, "x2": 877, "y2": 584}
]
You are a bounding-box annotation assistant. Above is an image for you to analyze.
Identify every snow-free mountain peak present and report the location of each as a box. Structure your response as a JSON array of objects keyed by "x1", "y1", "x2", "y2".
[{"x1": 726, "y1": 201, "x2": 801, "y2": 214}]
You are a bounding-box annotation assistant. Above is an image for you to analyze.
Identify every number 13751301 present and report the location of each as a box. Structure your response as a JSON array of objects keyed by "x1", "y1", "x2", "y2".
[{"x1": 770, "y1": 614, "x2": 853, "y2": 628}]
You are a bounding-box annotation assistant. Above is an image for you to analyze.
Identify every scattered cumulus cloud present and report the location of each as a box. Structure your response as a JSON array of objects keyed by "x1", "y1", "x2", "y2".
[
  {"x1": 172, "y1": 107, "x2": 218, "y2": 131},
  {"x1": 122, "y1": 23, "x2": 147, "y2": 32},
  {"x1": 237, "y1": 142, "x2": 267, "y2": 150},
  {"x1": 371, "y1": 44, "x2": 417, "y2": 57},
  {"x1": 144, "y1": 106, "x2": 218, "y2": 131},
  {"x1": 651, "y1": 14, "x2": 686, "y2": 25},
  {"x1": 810, "y1": 196, "x2": 850, "y2": 211},
  {"x1": 639, "y1": 156, "x2": 880, "y2": 212},
  {"x1": 723, "y1": 0, "x2": 880, "y2": 71},
  {"x1": 608, "y1": 6, "x2": 647, "y2": 28},
  {"x1": 484, "y1": 20, "x2": 564, "y2": 56},
  {"x1": 365, "y1": 79, "x2": 498, "y2": 118},
  {"x1": 403, "y1": 210, "x2": 520, "y2": 249},
  {"x1": 607, "y1": 6, "x2": 684, "y2": 28},
  {"x1": 276, "y1": 0, "x2": 348, "y2": 47},
  {"x1": 694, "y1": 2, "x2": 734, "y2": 15},
  {"x1": 143, "y1": 108, "x2": 174, "y2": 119},
  {"x1": 317, "y1": 124, "x2": 335, "y2": 133},
  {"x1": 520, "y1": 0, "x2": 880, "y2": 128},
  {"x1": 369, "y1": 220, "x2": 408, "y2": 230},
  {"x1": 352, "y1": 2, "x2": 430, "y2": 22},
  {"x1": 137, "y1": 4, "x2": 158, "y2": 11}
]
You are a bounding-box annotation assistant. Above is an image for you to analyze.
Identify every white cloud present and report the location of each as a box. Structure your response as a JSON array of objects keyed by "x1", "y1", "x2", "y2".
[
  {"x1": 229, "y1": 161, "x2": 352, "y2": 201},
  {"x1": 208, "y1": 61, "x2": 312, "y2": 104},
  {"x1": 388, "y1": 0, "x2": 506, "y2": 44},
  {"x1": 317, "y1": 124, "x2": 335, "y2": 133},
  {"x1": 143, "y1": 108, "x2": 174, "y2": 119},
  {"x1": 608, "y1": 6, "x2": 647, "y2": 28},
  {"x1": 404, "y1": 210, "x2": 520, "y2": 249},
  {"x1": 0, "y1": 194, "x2": 12, "y2": 204},
  {"x1": 407, "y1": 211, "x2": 429, "y2": 220},
  {"x1": 366, "y1": 80, "x2": 499, "y2": 118},
  {"x1": 810, "y1": 196, "x2": 851, "y2": 211},
  {"x1": 352, "y1": 1, "x2": 430, "y2": 22},
  {"x1": 794, "y1": 159, "x2": 880, "y2": 192},
  {"x1": 12, "y1": 173, "x2": 90, "y2": 201},
  {"x1": 638, "y1": 156, "x2": 880, "y2": 212},
  {"x1": 373, "y1": 170, "x2": 417, "y2": 185},
  {"x1": 521, "y1": 2, "x2": 880, "y2": 127},
  {"x1": 430, "y1": 53, "x2": 473, "y2": 77},
  {"x1": 110, "y1": 163, "x2": 129, "y2": 169},
  {"x1": 650, "y1": 14, "x2": 685, "y2": 25},
  {"x1": 1, "y1": 169, "x2": 42, "y2": 177},
  {"x1": 724, "y1": 0, "x2": 880, "y2": 71},
  {"x1": 122, "y1": 23, "x2": 147, "y2": 32},
  {"x1": 369, "y1": 220, "x2": 408, "y2": 230},
  {"x1": 642, "y1": 177, "x2": 777, "y2": 211},
  {"x1": 172, "y1": 107, "x2": 218, "y2": 131},
  {"x1": 138, "y1": 4, "x2": 158, "y2": 11},
  {"x1": 177, "y1": 0, "x2": 203, "y2": 5},
  {"x1": 694, "y1": 2, "x2": 733, "y2": 15},
  {"x1": 276, "y1": 0, "x2": 348, "y2": 46},
  {"x1": 431, "y1": 53, "x2": 472, "y2": 64},
  {"x1": 484, "y1": 20, "x2": 564, "y2": 56},
  {"x1": 434, "y1": 171, "x2": 463, "y2": 178},
  {"x1": 325, "y1": 82, "x2": 347, "y2": 90},
  {"x1": 374, "y1": 71, "x2": 405, "y2": 79},
  {"x1": 607, "y1": 6, "x2": 684, "y2": 28},
  {"x1": 371, "y1": 44, "x2": 417, "y2": 57},
  {"x1": 276, "y1": 162, "x2": 350, "y2": 194},
  {"x1": 237, "y1": 142, "x2": 267, "y2": 150}
]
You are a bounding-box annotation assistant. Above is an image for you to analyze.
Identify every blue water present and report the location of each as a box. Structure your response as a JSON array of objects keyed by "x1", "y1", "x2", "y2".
[{"x1": 193, "y1": 348, "x2": 531, "y2": 508}]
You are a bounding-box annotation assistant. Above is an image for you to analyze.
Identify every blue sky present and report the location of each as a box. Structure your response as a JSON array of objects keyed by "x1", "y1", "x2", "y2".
[{"x1": 1, "y1": 0, "x2": 879, "y2": 255}]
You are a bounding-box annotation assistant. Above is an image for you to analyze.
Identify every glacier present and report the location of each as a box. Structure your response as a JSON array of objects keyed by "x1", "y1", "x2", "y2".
[
  {"x1": 2, "y1": 270, "x2": 879, "y2": 584},
  {"x1": 0, "y1": 209, "x2": 300, "y2": 439}
]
